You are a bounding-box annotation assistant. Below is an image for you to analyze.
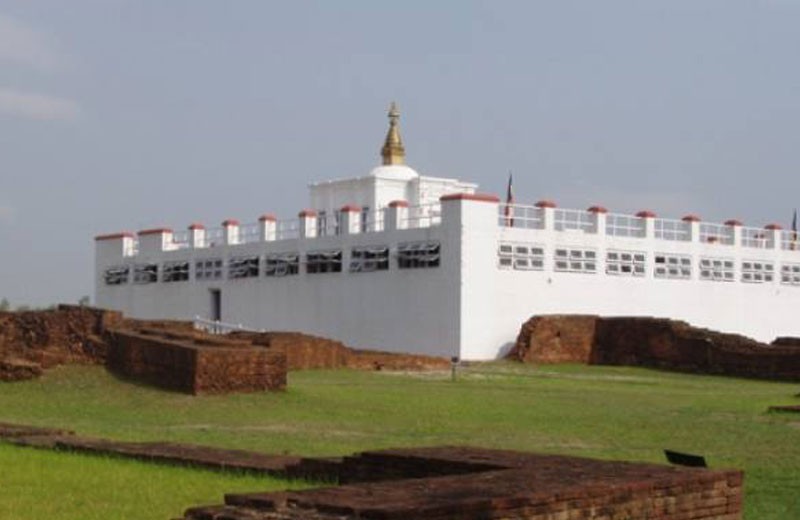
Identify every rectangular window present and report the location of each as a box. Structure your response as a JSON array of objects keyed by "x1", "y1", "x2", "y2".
[
  {"x1": 229, "y1": 256, "x2": 260, "y2": 279},
  {"x1": 104, "y1": 266, "x2": 129, "y2": 285},
  {"x1": 398, "y1": 242, "x2": 441, "y2": 269},
  {"x1": 133, "y1": 264, "x2": 158, "y2": 284},
  {"x1": 498, "y1": 242, "x2": 544, "y2": 271},
  {"x1": 654, "y1": 253, "x2": 692, "y2": 280},
  {"x1": 741, "y1": 260, "x2": 774, "y2": 284},
  {"x1": 195, "y1": 258, "x2": 223, "y2": 281},
  {"x1": 265, "y1": 253, "x2": 299, "y2": 277},
  {"x1": 781, "y1": 263, "x2": 800, "y2": 286},
  {"x1": 163, "y1": 261, "x2": 190, "y2": 282},
  {"x1": 307, "y1": 250, "x2": 343, "y2": 274},
  {"x1": 350, "y1": 246, "x2": 389, "y2": 272},
  {"x1": 554, "y1": 247, "x2": 596, "y2": 273},
  {"x1": 699, "y1": 257, "x2": 735, "y2": 282}
]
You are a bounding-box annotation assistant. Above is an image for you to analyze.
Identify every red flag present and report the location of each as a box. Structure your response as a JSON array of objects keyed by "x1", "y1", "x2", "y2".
[{"x1": 504, "y1": 172, "x2": 514, "y2": 227}]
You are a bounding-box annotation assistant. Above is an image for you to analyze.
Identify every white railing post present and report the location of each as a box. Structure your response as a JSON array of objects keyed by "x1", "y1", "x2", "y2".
[
  {"x1": 222, "y1": 219, "x2": 240, "y2": 245},
  {"x1": 385, "y1": 200, "x2": 408, "y2": 231},
  {"x1": 725, "y1": 219, "x2": 743, "y2": 247},
  {"x1": 339, "y1": 205, "x2": 361, "y2": 235},
  {"x1": 536, "y1": 200, "x2": 556, "y2": 231},
  {"x1": 587, "y1": 206, "x2": 607, "y2": 236},
  {"x1": 298, "y1": 209, "x2": 318, "y2": 239},
  {"x1": 682, "y1": 215, "x2": 701, "y2": 243},
  {"x1": 258, "y1": 214, "x2": 277, "y2": 241},
  {"x1": 636, "y1": 210, "x2": 656, "y2": 239}
]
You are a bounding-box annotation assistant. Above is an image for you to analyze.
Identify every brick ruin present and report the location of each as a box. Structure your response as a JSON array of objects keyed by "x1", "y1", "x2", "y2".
[
  {"x1": 0, "y1": 422, "x2": 743, "y2": 520},
  {"x1": 185, "y1": 447, "x2": 744, "y2": 519},
  {"x1": 508, "y1": 314, "x2": 800, "y2": 381},
  {"x1": 0, "y1": 306, "x2": 448, "y2": 393}
]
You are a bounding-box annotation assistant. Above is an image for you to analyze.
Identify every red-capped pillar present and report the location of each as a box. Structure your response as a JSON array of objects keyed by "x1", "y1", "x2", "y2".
[
  {"x1": 94, "y1": 232, "x2": 136, "y2": 258},
  {"x1": 764, "y1": 223, "x2": 783, "y2": 250},
  {"x1": 636, "y1": 210, "x2": 657, "y2": 239},
  {"x1": 587, "y1": 206, "x2": 608, "y2": 236},
  {"x1": 222, "y1": 219, "x2": 240, "y2": 245},
  {"x1": 385, "y1": 200, "x2": 409, "y2": 231},
  {"x1": 137, "y1": 228, "x2": 174, "y2": 253},
  {"x1": 725, "y1": 219, "x2": 743, "y2": 247},
  {"x1": 298, "y1": 210, "x2": 317, "y2": 239},
  {"x1": 188, "y1": 223, "x2": 205, "y2": 249},
  {"x1": 339, "y1": 205, "x2": 362, "y2": 235},
  {"x1": 258, "y1": 214, "x2": 277, "y2": 241},
  {"x1": 681, "y1": 214, "x2": 701, "y2": 243},
  {"x1": 535, "y1": 200, "x2": 557, "y2": 231}
]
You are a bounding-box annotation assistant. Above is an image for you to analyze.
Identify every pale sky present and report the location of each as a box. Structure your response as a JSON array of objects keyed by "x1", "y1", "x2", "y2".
[{"x1": 1, "y1": 1, "x2": 799, "y2": 306}]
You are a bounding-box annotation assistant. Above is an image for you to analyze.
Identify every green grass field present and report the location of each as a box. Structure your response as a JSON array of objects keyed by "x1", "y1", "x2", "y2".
[{"x1": 0, "y1": 363, "x2": 798, "y2": 519}]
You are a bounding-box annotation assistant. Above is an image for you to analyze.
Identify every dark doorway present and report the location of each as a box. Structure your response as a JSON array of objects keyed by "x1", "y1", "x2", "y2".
[{"x1": 209, "y1": 289, "x2": 221, "y2": 321}]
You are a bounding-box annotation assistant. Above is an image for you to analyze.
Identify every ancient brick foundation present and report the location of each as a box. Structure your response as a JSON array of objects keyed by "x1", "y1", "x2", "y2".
[
  {"x1": 232, "y1": 331, "x2": 450, "y2": 371},
  {"x1": 106, "y1": 329, "x2": 286, "y2": 394},
  {"x1": 509, "y1": 314, "x2": 800, "y2": 381},
  {"x1": 0, "y1": 422, "x2": 744, "y2": 519},
  {"x1": 0, "y1": 305, "x2": 123, "y2": 380},
  {"x1": 188, "y1": 447, "x2": 744, "y2": 520}
]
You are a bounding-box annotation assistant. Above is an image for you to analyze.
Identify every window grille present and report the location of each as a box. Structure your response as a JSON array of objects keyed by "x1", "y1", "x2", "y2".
[
  {"x1": 196, "y1": 258, "x2": 223, "y2": 281},
  {"x1": 163, "y1": 261, "x2": 190, "y2": 282},
  {"x1": 699, "y1": 257, "x2": 735, "y2": 282},
  {"x1": 654, "y1": 253, "x2": 692, "y2": 280},
  {"x1": 265, "y1": 253, "x2": 299, "y2": 277},
  {"x1": 781, "y1": 263, "x2": 800, "y2": 285},
  {"x1": 498, "y1": 242, "x2": 544, "y2": 271},
  {"x1": 133, "y1": 264, "x2": 158, "y2": 284},
  {"x1": 741, "y1": 260, "x2": 774, "y2": 283},
  {"x1": 307, "y1": 250, "x2": 343, "y2": 273},
  {"x1": 606, "y1": 250, "x2": 646, "y2": 277},
  {"x1": 229, "y1": 256, "x2": 260, "y2": 279},
  {"x1": 104, "y1": 266, "x2": 129, "y2": 285},
  {"x1": 398, "y1": 242, "x2": 440, "y2": 269},
  {"x1": 554, "y1": 248, "x2": 596, "y2": 273},
  {"x1": 350, "y1": 246, "x2": 389, "y2": 272}
]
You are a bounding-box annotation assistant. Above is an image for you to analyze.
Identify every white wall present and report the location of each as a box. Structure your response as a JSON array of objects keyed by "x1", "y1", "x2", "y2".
[
  {"x1": 461, "y1": 209, "x2": 800, "y2": 360},
  {"x1": 96, "y1": 223, "x2": 462, "y2": 358},
  {"x1": 97, "y1": 198, "x2": 800, "y2": 362}
]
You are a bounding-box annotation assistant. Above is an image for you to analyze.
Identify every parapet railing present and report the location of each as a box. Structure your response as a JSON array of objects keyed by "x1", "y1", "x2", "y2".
[
  {"x1": 114, "y1": 202, "x2": 441, "y2": 256},
  {"x1": 404, "y1": 202, "x2": 442, "y2": 229},
  {"x1": 193, "y1": 316, "x2": 264, "y2": 335},
  {"x1": 500, "y1": 202, "x2": 796, "y2": 252}
]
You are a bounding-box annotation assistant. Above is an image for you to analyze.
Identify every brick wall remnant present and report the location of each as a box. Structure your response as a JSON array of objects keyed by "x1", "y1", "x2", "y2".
[{"x1": 509, "y1": 314, "x2": 800, "y2": 381}]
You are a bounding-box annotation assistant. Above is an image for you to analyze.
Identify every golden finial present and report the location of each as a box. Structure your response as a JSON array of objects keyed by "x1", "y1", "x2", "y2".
[{"x1": 381, "y1": 101, "x2": 405, "y2": 165}]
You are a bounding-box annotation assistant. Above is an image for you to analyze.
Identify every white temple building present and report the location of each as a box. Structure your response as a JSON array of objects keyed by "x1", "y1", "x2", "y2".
[{"x1": 95, "y1": 105, "x2": 800, "y2": 360}]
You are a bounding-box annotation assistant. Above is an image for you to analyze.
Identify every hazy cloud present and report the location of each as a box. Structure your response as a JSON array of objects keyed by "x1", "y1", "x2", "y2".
[
  {"x1": 0, "y1": 13, "x2": 60, "y2": 72},
  {"x1": 0, "y1": 88, "x2": 79, "y2": 120}
]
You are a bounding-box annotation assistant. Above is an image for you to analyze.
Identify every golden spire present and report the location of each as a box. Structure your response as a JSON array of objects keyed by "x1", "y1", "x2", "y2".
[{"x1": 381, "y1": 102, "x2": 406, "y2": 165}]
